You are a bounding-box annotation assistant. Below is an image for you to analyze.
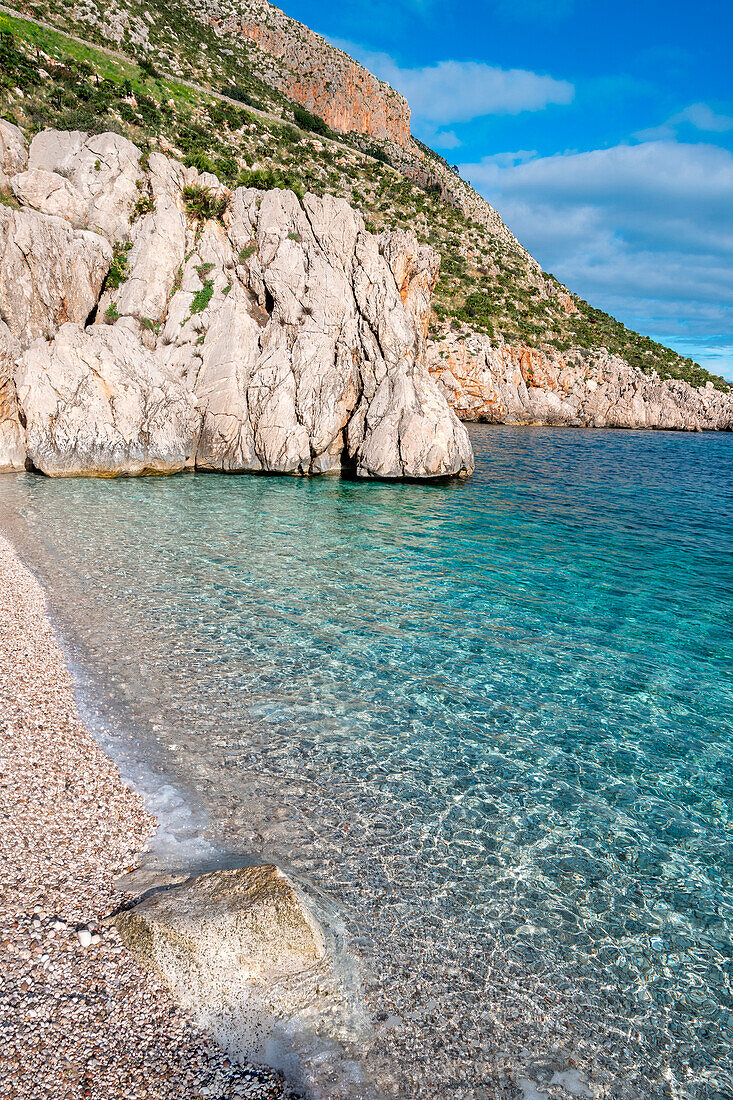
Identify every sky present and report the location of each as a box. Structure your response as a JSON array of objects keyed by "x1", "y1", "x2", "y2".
[{"x1": 281, "y1": 0, "x2": 733, "y2": 379}]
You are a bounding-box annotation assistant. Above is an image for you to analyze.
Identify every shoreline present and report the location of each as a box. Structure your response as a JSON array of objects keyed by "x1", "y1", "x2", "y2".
[{"x1": 0, "y1": 532, "x2": 291, "y2": 1100}]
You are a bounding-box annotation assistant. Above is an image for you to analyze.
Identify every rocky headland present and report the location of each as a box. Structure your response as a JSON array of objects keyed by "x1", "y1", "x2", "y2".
[
  {"x1": 0, "y1": 120, "x2": 472, "y2": 480},
  {"x1": 427, "y1": 333, "x2": 733, "y2": 432},
  {"x1": 1, "y1": 115, "x2": 728, "y2": 485}
]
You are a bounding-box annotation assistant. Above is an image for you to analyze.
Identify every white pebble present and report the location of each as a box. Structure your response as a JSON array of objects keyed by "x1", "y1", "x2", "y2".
[{"x1": 77, "y1": 928, "x2": 93, "y2": 948}]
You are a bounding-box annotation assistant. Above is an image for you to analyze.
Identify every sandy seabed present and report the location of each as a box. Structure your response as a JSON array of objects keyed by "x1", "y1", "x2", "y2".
[{"x1": 0, "y1": 533, "x2": 292, "y2": 1100}]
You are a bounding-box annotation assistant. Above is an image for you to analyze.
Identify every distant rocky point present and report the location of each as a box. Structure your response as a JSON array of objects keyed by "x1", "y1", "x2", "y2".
[
  {"x1": 0, "y1": 122, "x2": 473, "y2": 480},
  {"x1": 427, "y1": 333, "x2": 733, "y2": 432}
]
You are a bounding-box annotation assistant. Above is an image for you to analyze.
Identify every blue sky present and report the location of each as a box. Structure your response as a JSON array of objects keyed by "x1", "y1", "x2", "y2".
[{"x1": 282, "y1": 0, "x2": 733, "y2": 379}]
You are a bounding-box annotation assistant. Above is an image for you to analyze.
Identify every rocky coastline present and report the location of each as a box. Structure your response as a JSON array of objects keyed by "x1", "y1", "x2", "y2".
[
  {"x1": 0, "y1": 531, "x2": 293, "y2": 1100},
  {"x1": 426, "y1": 332, "x2": 733, "y2": 432}
]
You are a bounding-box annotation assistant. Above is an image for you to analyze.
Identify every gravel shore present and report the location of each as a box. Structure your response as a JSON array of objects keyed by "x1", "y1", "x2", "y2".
[{"x1": 0, "y1": 533, "x2": 290, "y2": 1100}]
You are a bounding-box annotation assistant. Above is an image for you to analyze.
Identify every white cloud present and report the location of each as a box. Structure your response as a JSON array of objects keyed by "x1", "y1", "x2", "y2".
[
  {"x1": 635, "y1": 102, "x2": 733, "y2": 141},
  {"x1": 330, "y1": 39, "x2": 574, "y2": 125},
  {"x1": 458, "y1": 140, "x2": 733, "y2": 364},
  {"x1": 673, "y1": 103, "x2": 733, "y2": 132},
  {"x1": 430, "y1": 130, "x2": 462, "y2": 150}
]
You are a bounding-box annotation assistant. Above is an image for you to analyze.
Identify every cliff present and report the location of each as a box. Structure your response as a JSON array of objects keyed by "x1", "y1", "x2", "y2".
[
  {"x1": 1, "y1": 4, "x2": 729, "y2": 430},
  {"x1": 0, "y1": 122, "x2": 472, "y2": 479},
  {"x1": 198, "y1": 0, "x2": 412, "y2": 148}
]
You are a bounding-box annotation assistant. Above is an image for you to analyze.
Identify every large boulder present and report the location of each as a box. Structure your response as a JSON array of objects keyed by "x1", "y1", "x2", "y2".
[
  {"x1": 115, "y1": 866, "x2": 371, "y2": 1098},
  {"x1": 0, "y1": 206, "x2": 111, "y2": 347},
  {"x1": 15, "y1": 321, "x2": 200, "y2": 477}
]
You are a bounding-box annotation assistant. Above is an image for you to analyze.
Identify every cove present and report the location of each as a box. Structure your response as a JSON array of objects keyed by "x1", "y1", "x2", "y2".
[{"x1": 1, "y1": 424, "x2": 732, "y2": 1099}]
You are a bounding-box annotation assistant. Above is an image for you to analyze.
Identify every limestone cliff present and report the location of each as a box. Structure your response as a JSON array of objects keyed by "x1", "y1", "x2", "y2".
[
  {"x1": 197, "y1": 0, "x2": 412, "y2": 148},
  {"x1": 0, "y1": 122, "x2": 472, "y2": 480}
]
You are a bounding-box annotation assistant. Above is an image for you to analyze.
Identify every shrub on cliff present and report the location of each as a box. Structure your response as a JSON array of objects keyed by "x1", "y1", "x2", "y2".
[
  {"x1": 225, "y1": 85, "x2": 260, "y2": 110},
  {"x1": 182, "y1": 185, "x2": 230, "y2": 222},
  {"x1": 292, "y1": 104, "x2": 331, "y2": 139},
  {"x1": 237, "y1": 167, "x2": 304, "y2": 200}
]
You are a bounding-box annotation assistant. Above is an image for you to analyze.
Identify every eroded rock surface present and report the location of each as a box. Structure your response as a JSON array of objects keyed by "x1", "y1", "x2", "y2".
[
  {"x1": 427, "y1": 334, "x2": 733, "y2": 432},
  {"x1": 27, "y1": 129, "x2": 141, "y2": 242},
  {"x1": 17, "y1": 321, "x2": 200, "y2": 477},
  {"x1": 0, "y1": 322, "x2": 25, "y2": 473},
  {"x1": 0, "y1": 129, "x2": 472, "y2": 480},
  {"x1": 0, "y1": 118, "x2": 28, "y2": 189},
  {"x1": 0, "y1": 205, "x2": 111, "y2": 347}
]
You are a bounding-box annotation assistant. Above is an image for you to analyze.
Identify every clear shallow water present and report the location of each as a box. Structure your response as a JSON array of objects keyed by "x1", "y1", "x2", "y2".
[{"x1": 1, "y1": 425, "x2": 732, "y2": 1100}]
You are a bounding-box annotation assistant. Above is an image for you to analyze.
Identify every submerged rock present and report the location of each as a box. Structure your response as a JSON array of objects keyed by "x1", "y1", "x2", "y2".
[
  {"x1": 0, "y1": 128, "x2": 473, "y2": 481},
  {"x1": 115, "y1": 865, "x2": 374, "y2": 1098}
]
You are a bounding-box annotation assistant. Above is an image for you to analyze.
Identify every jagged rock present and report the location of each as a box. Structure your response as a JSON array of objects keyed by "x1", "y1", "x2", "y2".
[
  {"x1": 0, "y1": 322, "x2": 25, "y2": 473},
  {"x1": 0, "y1": 206, "x2": 112, "y2": 347},
  {"x1": 0, "y1": 118, "x2": 28, "y2": 189},
  {"x1": 98, "y1": 152, "x2": 188, "y2": 324},
  {"x1": 0, "y1": 129, "x2": 470, "y2": 480},
  {"x1": 427, "y1": 334, "x2": 733, "y2": 432},
  {"x1": 162, "y1": 186, "x2": 473, "y2": 478},
  {"x1": 379, "y1": 230, "x2": 439, "y2": 352},
  {"x1": 27, "y1": 129, "x2": 141, "y2": 241},
  {"x1": 115, "y1": 866, "x2": 369, "y2": 1097},
  {"x1": 15, "y1": 321, "x2": 200, "y2": 476}
]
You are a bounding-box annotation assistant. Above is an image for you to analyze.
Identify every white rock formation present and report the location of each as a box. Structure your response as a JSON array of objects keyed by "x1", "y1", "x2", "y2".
[
  {"x1": 16, "y1": 321, "x2": 200, "y2": 477},
  {"x1": 0, "y1": 129, "x2": 473, "y2": 480}
]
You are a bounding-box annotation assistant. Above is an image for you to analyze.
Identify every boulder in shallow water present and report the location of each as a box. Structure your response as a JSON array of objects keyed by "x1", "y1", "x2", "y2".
[{"x1": 115, "y1": 865, "x2": 373, "y2": 1097}]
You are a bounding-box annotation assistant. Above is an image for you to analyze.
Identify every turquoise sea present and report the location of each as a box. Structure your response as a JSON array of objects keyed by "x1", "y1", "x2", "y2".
[{"x1": 1, "y1": 425, "x2": 732, "y2": 1099}]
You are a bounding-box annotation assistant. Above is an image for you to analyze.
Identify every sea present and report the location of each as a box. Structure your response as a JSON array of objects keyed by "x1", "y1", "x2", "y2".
[{"x1": 1, "y1": 424, "x2": 731, "y2": 1100}]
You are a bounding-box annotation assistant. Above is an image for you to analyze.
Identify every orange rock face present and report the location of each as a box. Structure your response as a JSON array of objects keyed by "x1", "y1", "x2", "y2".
[{"x1": 215, "y1": 3, "x2": 412, "y2": 148}]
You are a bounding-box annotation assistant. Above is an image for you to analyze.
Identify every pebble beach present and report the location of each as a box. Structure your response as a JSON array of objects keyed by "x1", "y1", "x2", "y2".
[{"x1": 0, "y1": 532, "x2": 291, "y2": 1100}]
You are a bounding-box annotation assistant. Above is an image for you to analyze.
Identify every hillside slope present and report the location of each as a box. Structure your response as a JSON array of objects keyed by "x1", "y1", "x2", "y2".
[{"x1": 1, "y1": 0, "x2": 731, "y2": 425}]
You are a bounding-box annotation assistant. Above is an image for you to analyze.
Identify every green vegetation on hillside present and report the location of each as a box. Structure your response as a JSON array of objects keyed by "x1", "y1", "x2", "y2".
[{"x1": 0, "y1": 7, "x2": 726, "y2": 392}]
